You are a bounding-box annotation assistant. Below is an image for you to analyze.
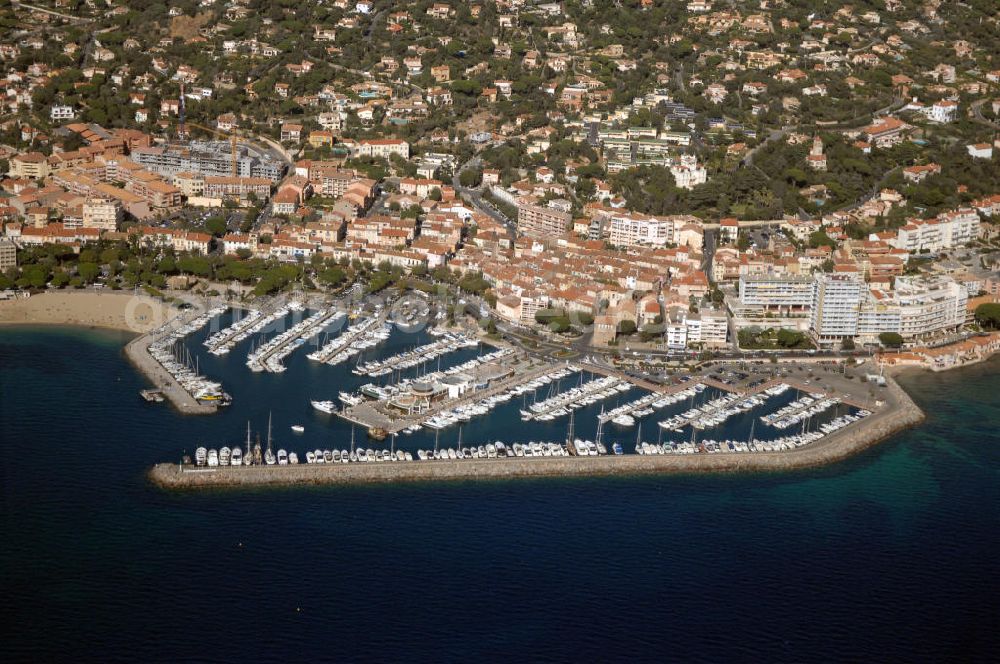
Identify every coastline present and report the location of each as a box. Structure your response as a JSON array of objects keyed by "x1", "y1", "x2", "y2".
[
  {"x1": 0, "y1": 291, "x2": 218, "y2": 415},
  {"x1": 5, "y1": 291, "x2": 990, "y2": 487},
  {"x1": 0, "y1": 291, "x2": 173, "y2": 334},
  {"x1": 148, "y1": 371, "x2": 926, "y2": 489}
]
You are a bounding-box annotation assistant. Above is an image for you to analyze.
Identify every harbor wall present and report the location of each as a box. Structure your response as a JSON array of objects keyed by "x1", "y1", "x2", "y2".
[
  {"x1": 148, "y1": 374, "x2": 925, "y2": 490},
  {"x1": 124, "y1": 331, "x2": 217, "y2": 416}
]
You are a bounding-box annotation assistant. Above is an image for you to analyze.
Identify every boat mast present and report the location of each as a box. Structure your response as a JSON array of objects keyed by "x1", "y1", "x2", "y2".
[
  {"x1": 350, "y1": 426, "x2": 356, "y2": 453},
  {"x1": 566, "y1": 409, "x2": 575, "y2": 446},
  {"x1": 267, "y1": 412, "x2": 273, "y2": 453},
  {"x1": 635, "y1": 422, "x2": 642, "y2": 448}
]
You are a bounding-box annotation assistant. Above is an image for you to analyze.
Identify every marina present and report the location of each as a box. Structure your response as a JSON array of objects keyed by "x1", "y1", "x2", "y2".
[
  {"x1": 246, "y1": 306, "x2": 344, "y2": 373},
  {"x1": 150, "y1": 374, "x2": 919, "y2": 488},
  {"x1": 100, "y1": 296, "x2": 921, "y2": 488},
  {"x1": 128, "y1": 304, "x2": 232, "y2": 412},
  {"x1": 306, "y1": 315, "x2": 390, "y2": 365},
  {"x1": 520, "y1": 374, "x2": 629, "y2": 422},
  {"x1": 352, "y1": 332, "x2": 479, "y2": 377}
]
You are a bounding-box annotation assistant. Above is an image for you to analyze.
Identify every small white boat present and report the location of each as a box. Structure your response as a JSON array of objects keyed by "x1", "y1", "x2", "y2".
[{"x1": 291, "y1": 425, "x2": 305, "y2": 433}]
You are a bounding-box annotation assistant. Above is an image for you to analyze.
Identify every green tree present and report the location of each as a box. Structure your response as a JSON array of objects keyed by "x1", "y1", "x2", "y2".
[
  {"x1": 205, "y1": 216, "x2": 228, "y2": 236},
  {"x1": 808, "y1": 230, "x2": 836, "y2": 249},
  {"x1": 459, "y1": 168, "x2": 482, "y2": 188},
  {"x1": 616, "y1": 319, "x2": 637, "y2": 336},
  {"x1": 77, "y1": 262, "x2": 101, "y2": 283},
  {"x1": 18, "y1": 264, "x2": 50, "y2": 289},
  {"x1": 776, "y1": 328, "x2": 805, "y2": 348},
  {"x1": 51, "y1": 270, "x2": 70, "y2": 288},
  {"x1": 879, "y1": 332, "x2": 904, "y2": 348},
  {"x1": 974, "y1": 303, "x2": 1000, "y2": 329}
]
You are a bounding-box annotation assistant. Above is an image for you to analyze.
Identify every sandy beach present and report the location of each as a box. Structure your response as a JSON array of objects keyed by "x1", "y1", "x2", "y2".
[{"x1": 0, "y1": 291, "x2": 174, "y2": 333}]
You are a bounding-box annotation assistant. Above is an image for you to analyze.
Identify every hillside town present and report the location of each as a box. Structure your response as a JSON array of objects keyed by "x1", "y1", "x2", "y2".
[{"x1": 2, "y1": 0, "x2": 1000, "y2": 365}]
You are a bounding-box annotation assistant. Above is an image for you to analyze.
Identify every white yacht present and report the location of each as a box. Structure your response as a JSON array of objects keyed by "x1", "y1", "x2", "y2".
[
  {"x1": 291, "y1": 425, "x2": 305, "y2": 433},
  {"x1": 311, "y1": 400, "x2": 337, "y2": 414}
]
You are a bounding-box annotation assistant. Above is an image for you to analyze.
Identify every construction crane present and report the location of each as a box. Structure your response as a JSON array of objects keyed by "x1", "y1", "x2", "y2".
[{"x1": 182, "y1": 121, "x2": 243, "y2": 178}]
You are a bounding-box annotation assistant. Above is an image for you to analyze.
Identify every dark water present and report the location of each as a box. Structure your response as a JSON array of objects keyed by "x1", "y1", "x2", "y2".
[{"x1": 1, "y1": 325, "x2": 999, "y2": 662}]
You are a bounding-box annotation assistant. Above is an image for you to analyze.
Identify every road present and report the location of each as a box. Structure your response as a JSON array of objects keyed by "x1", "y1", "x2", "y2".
[
  {"x1": 970, "y1": 99, "x2": 1000, "y2": 130},
  {"x1": 452, "y1": 157, "x2": 517, "y2": 234},
  {"x1": 12, "y1": 0, "x2": 94, "y2": 23}
]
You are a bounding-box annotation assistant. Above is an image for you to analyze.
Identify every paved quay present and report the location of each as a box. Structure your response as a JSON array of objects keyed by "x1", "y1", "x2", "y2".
[
  {"x1": 125, "y1": 332, "x2": 217, "y2": 415},
  {"x1": 148, "y1": 373, "x2": 924, "y2": 490}
]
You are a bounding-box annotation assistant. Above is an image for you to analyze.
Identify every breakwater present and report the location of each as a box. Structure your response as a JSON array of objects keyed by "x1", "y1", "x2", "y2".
[
  {"x1": 148, "y1": 374, "x2": 925, "y2": 489},
  {"x1": 124, "y1": 332, "x2": 217, "y2": 415}
]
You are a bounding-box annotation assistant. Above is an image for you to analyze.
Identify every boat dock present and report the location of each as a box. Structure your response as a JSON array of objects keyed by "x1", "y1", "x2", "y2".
[
  {"x1": 148, "y1": 371, "x2": 925, "y2": 491},
  {"x1": 338, "y1": 359, "x2": 558, "y2": 435},
  {"x1": 203, "y1": 308, "x2": 265, "y2": 355},
  {"x1": 247, "y1": 307, "x2": 344, "y2": 373},
  {"x1": 306, "y1": 315, "x2": 387, "y2": 365},
  {"x1": 352, "y1": 333, "x2": 478, "y2": 377},
  {"x1": 598, "y1": 392, "x2": 664, "y2": 424},
  {"x1": 125, "y1": 331, "x2": 217, "y2": 415},
  {"x1": 521, "y1": 375, "x2": 627, "y2": 421}
]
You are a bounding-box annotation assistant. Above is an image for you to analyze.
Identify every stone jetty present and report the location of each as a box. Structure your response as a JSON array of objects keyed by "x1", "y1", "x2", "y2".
[
  {"x1": 148, "y1": 373, "x2": 925, "y2": 490},
  {"x1": 124, "y1": 329, "x2": 217, "y2": 416}
]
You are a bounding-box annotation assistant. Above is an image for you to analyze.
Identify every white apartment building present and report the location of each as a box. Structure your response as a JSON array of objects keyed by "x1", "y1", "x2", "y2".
[
  {"x1": 853, "y1": 277, "x2": 966, "y2": 342},
  {"x1": 810, "y1": 273, "x2": 863, "y2": 343},
  {"x1": 924, "y1": 100, "x2": 958, "y2": 124},
  {"x1": 344, "y1": 138, "x2": 410, "y2": 160},
  {"x1": 856, "y1": 291, "x2": 901, "y2": 341},
  {"x1": 738, "y1": 275, "x2": 814, "y2": 312},
  {"x1": 665, "y1": 310, "x2": 728, "y2": 349},
  {"x1": 882, "y1": 209, "x2": 980, "y2": 253},
  {"x1": 895, "y1": 276, "x2": 967, "y2": 339},
  {"x1": 82, "y1": 197, "x2": 123, "y2": 231},
  {"x1": 607, "y1": 212, "x2": 676, "y2": 248},
  {"x1": 684, "y1": 310, "x2": 729, "y2": 347}
]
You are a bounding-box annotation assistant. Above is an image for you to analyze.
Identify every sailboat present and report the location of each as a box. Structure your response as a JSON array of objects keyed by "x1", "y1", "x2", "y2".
[
  {"x1": 243, "y1": 421, "x2": 253, "y2": 465},
  {"x1": 264, "y1": 412, "x2": 277, "y2": 465}
]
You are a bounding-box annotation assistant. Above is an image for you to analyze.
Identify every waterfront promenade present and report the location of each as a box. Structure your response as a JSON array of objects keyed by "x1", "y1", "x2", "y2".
[{"x1": 149, "y1": 371, "x2": 923, "y2": 489}]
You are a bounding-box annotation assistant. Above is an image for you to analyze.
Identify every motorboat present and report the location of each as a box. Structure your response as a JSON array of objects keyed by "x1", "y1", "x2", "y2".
[{"x1": 311, "y1": 400, "x2": 337, "y2": 414}]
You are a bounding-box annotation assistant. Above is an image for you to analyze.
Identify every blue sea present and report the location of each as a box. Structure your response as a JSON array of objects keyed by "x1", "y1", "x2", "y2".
[{"x1": 1, "y1": 322, "x2": 998, "y2": 662}]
